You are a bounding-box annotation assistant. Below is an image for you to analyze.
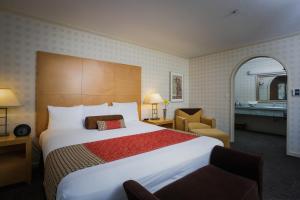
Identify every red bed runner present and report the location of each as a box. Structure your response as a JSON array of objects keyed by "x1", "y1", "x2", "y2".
[{"x1": 84, "y1": 129, "x2": 197, "y2": 162}]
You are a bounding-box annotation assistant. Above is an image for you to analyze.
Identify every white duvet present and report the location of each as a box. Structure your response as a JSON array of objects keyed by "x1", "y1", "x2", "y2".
[{"x1": 40, "y1": 121, "x2": 223, "y2": 200}]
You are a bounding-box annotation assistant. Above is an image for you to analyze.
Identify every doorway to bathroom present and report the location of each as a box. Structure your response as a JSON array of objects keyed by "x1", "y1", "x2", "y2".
[{"x1": 232, "y1": 57, "x2": 288, "y2": 150}]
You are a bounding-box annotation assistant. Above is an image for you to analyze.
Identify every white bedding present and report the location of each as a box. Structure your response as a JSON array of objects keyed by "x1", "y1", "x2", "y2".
[{"x1": 40, "y1": 121, "x2": 223, "y2": 200}]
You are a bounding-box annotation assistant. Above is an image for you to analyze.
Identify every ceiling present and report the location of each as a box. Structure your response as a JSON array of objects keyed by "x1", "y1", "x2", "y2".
[{"x1": 1, "y1": 0, "x2": 300, "y2": 58}]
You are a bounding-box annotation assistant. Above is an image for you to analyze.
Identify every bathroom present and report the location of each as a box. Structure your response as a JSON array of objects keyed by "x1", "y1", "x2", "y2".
[{"x1": 234, "y1": 57, "x2": 287, "y2": 136}]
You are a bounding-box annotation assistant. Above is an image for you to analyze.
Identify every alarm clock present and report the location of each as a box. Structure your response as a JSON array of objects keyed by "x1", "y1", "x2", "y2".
[{"x1": 14, "y1": 124, "x2": 31, "y2": 137}]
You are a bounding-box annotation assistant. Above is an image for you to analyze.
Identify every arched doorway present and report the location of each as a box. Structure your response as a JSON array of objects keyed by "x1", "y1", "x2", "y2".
[{"x1": 230, "y1": 56, "x2": 289, "y2": 153}]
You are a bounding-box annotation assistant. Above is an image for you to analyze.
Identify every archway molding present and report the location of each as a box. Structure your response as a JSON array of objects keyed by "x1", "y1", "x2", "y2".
[{"x1": 229, "y1": 55, "x2": 290, "y2": 155}]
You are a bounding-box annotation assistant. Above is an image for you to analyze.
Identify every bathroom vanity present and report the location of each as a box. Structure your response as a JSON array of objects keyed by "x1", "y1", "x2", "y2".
[
  {"x1": 234, "y1": 58, "x2": 287, "y2": 136},
  {"x1": 235, "y1": 103, "x2": 287, "y2": 135}
]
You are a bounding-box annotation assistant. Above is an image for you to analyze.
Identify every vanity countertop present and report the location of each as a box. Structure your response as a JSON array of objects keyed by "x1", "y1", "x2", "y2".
[
  {"x1": 235, "y1": 104, "x2": 287, "y2": 118},
  {"x1": 235, "y1": 105, "x2": 287, "y2": 111}
]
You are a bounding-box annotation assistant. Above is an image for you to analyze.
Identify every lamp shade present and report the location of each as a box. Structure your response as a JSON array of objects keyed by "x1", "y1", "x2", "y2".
[
  {"x1": 144, "y1": 93, "x2": 163, "y2": 104},
  {"x1": 0, "y1": 88, "x2": 21, "y2": 107}
]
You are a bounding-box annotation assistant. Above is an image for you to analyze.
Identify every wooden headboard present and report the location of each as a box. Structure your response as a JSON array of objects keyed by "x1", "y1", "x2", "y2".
[{"x1": 36, "y1": 52, "x2": 141, "y2": 137}]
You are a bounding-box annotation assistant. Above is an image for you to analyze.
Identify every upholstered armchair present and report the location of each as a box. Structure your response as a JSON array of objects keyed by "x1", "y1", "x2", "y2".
[{"x1": 175, "y1": 108, "x2": 216, "y2": 132}]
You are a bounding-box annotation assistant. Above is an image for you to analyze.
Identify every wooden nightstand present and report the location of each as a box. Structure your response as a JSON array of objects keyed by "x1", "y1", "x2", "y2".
[
  {"x1": 143, "y1": 119, "x2": 174, "y2": 129},
  {"x1": 0, "y1": 134, "x2": 32, "y2": 187}
]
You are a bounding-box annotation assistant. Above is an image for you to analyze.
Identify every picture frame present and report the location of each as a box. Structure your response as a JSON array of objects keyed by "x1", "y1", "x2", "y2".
[{"x1": 170, "y1": 72, "x2": 184, "y2": 102}]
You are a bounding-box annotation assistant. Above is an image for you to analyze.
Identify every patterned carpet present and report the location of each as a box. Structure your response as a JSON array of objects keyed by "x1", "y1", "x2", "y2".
[{"x1": 0, "y1": 130, "x2": 300, "y2": 200}]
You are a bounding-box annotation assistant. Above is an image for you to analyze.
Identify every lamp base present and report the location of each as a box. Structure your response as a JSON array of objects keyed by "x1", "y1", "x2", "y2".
[
  {"x1": 150, "y1": 117, "x2": 160, "y2": 120},
  {"x1": 0, "y1": 108, "x2": 8, "y2": 137},
  {"x1": 151, "y1": 104, "x2": 160, "y2": 120},
  {"x1": 0, "y1": 132, "x2": 9, "y2": 137}
]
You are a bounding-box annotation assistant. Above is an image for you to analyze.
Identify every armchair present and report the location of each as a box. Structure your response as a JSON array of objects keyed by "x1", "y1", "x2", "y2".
[{"x1": 175, "y1": 108, "x2": 216, "y2": 132}]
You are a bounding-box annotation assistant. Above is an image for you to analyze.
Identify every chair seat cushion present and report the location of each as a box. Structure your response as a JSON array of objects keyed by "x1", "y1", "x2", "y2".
[
  {"x1": 188, "y1": 122, "x2": 211, "y2": 130},
  {"x1": 154, "y1": 165, "x2": 259, "y2": 200},
  {"x1": 190, "y1": 128, "x2": 230, "y2": 148}
]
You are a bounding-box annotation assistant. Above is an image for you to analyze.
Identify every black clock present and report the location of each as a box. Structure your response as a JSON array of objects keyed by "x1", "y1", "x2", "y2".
[{"x1": 14, "y1": 124, "x2": 31, "y2": 137}]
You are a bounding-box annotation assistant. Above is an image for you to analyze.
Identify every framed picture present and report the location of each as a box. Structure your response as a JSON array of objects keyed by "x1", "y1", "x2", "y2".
[{"x1": 170, "y1": 72, "x2": 183, "y2": 102}]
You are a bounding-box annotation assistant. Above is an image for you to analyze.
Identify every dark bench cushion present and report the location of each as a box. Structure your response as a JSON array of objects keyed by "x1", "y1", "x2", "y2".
[{"x1": 154, "y1": 165, "x2": 259, "y2": 200}]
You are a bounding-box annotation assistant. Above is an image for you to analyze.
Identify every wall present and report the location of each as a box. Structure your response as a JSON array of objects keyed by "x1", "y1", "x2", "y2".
[
  {"x1": 235, "y1": 57, "x2": 285, "y2": 104},
  {"x1": 0, "y1": 12, "x2": 189, "y2": 137},
  {"x1": 190, "y1": 34, "x2": 300, "y2": 157}
]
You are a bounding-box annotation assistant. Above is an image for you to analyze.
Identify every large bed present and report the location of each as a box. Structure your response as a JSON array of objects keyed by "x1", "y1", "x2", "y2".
[
  {"x1": 40, "y1": 121, "x2": 222, "y2": 200},
  {"x1": 36, "y1": 52, "x2": 223, "y2": 200}
]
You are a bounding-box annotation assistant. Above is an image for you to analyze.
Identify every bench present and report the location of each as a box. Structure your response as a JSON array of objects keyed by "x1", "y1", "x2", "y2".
[{"x1": 124, "y1": 146, "x2": 263, "y2": 200}]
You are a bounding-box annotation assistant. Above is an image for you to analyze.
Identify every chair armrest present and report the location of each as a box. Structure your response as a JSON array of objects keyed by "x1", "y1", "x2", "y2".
[
  {"x1": 123, "y1": 180, "x2": 159, "y2": 200},
  {"x1": 200, "y1": 116, "x2": 216, "y2": 128},
  {"x1": 175, "y1": 116, "x2": 188, "y2": 131},
  {"x1": 210, "y1": 146, "x2": 263, "y2": 199}
]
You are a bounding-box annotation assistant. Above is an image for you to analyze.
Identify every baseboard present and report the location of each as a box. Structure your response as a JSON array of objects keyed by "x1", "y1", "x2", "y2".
[{"x1": 287, "y1": 151, "x2": 300, "y2": 158}]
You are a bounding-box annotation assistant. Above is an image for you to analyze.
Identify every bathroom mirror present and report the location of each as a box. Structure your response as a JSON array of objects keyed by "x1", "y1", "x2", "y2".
[{"x1": 256, "y1": 74, "x2": 287, "y2": 101}]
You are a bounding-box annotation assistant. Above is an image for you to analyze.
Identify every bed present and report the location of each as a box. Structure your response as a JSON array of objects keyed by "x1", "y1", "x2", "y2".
[
  {"x1": 40, "y1": 120, "x2": 222, "y2": 200},
  {"x1": 36, "y1": 52, "x2": 223, "y2": 200}
]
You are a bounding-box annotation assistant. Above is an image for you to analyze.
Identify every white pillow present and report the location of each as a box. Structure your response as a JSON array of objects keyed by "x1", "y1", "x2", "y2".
[
  {"x1": 112, "y1": 102, "x2": 139, "y2": 123},
  {"x1": 48, "y1": 105, "x2": 84, "y2": 130},
  {"x1": 83, "y1": 103, "x2": 110, "y2": 118}
]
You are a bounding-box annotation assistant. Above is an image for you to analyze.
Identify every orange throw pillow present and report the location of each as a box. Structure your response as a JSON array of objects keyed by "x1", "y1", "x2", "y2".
[{"x1": 97, "y1": 119, "x2": 126, "y2": 131}]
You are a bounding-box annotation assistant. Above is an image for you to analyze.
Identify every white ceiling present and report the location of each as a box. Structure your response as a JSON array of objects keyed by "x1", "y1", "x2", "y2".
[{"x1": 1, "y1": 0, "x2": 300, "y2": 58}]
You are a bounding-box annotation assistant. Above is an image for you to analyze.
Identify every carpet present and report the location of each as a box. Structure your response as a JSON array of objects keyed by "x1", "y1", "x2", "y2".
[
  {"x1": 1, "y1": 130, "x2": 300, "y2": 200},
  {"x1": 232, "y1": 130, "x2": 300, "y2": 200}
]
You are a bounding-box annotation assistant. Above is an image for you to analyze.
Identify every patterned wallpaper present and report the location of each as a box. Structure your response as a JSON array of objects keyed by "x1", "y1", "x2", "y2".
[
  {"x1": 1, "y1": 11, "x2": 300, "y2": 157},
  {"x1": 235, "y1": 57, "x2": 285, "y2": 104},
  {"x1": 190, "y1": 34, "x2": 300, "y2": 157},
  {"x1": 0, "y1": 12, "x2": 189, "y2": 137}
]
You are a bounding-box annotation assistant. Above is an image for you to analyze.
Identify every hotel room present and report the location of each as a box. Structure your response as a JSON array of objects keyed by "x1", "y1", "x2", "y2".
[{"x1": 0, "y1": 1, "x2": 300, "y2": 200}]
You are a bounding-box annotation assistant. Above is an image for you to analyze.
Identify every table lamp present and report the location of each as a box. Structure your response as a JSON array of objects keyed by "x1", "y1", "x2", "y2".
[
  {"x1": 144, "y1": 93, "x2": 163, "y2": 120},
  {"x1": 0, "y1": 88, "x2": 21, "y2": 136}
]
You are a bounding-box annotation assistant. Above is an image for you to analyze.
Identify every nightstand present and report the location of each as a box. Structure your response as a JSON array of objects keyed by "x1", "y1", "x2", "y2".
[
  {"x1": 0, "y1": 134, "x2": 32, "y2": 187},
  {"x1": 143, "y1": 119, "x2": 174, "y2": 129}
]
